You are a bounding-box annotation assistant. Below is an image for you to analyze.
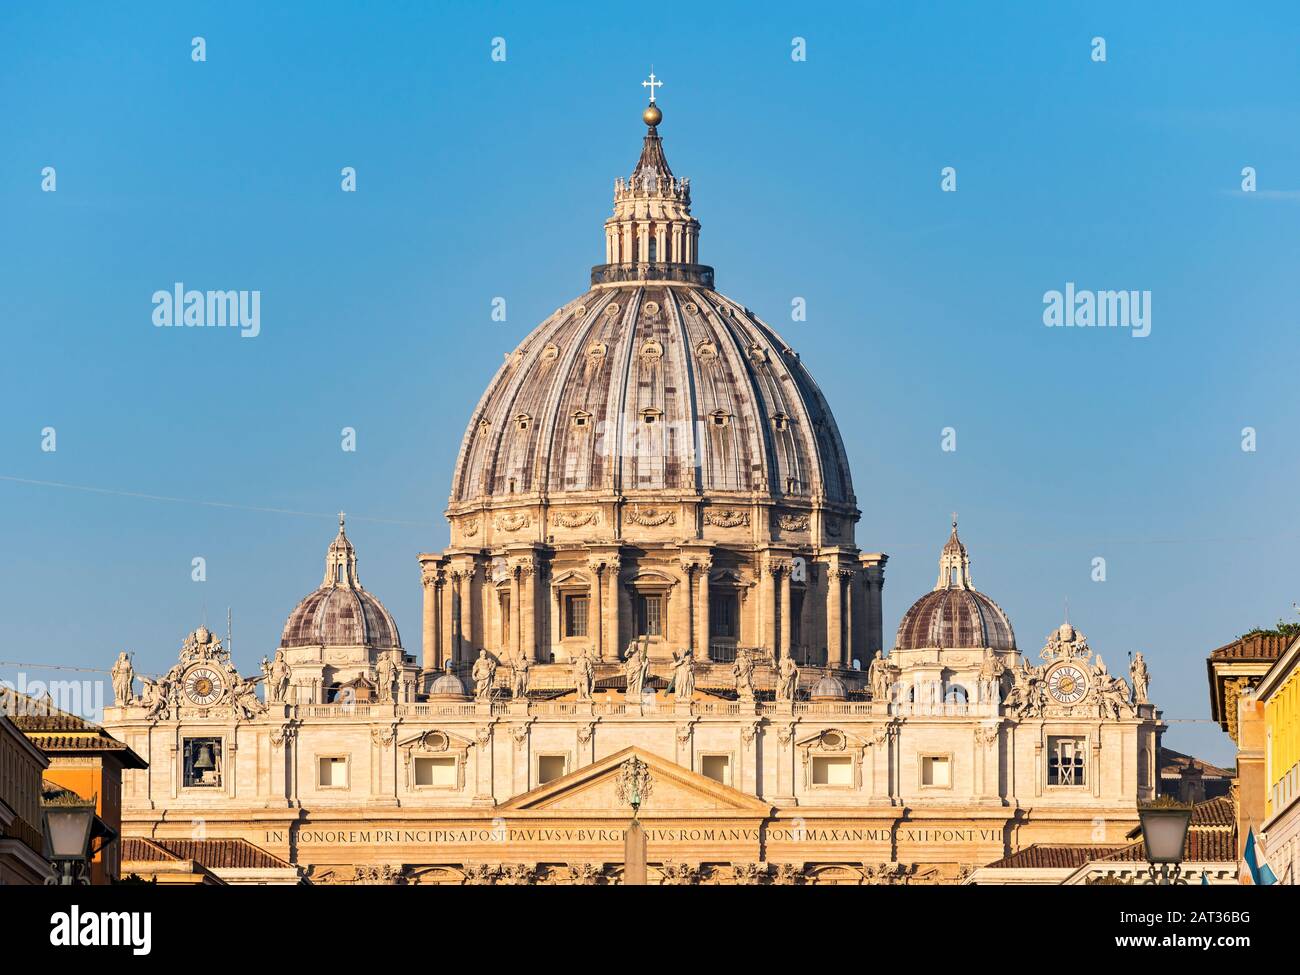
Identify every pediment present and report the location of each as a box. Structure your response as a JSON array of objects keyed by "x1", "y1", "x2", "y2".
[
  {"x1": 500, "y1": 746, "x2": 771, "y2": 815},
  {"x1": 397, "y1": 729, "x2": 473, "y2": 754},
  {"x1": 794, "y1": 727, "x2": 876, "y2": 752}
]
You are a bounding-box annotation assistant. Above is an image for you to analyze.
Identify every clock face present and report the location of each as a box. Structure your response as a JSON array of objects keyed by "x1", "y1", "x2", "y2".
[
  {"x1": 1046, "y1": 664, "x2": 1088, "y2": 705},
  {"x1": 184, "y1": 666, "x2": 225, "y2": 706}
]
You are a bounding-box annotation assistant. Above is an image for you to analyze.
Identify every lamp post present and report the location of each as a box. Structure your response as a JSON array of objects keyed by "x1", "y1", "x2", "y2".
[
  {"x1": 42, "y1": 795, "x2": 98, "y2": 886},
  {"x1": 1137, "y1": 798, "x2": 1193, "y2": 886}
]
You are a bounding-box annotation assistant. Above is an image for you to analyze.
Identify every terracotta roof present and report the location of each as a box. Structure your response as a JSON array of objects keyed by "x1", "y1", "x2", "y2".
[
  {"x1": 983, "y1": 794, "x2": 1238, "y2": 873},
  {"x1": 123, "y1": 837, "x2": 292, "y2": 870},
  {"x1": 1158, "y1": 747, "x2": 1234, "y2": 780},
  {"x1": 1101, "y1": 830, "x2": 1237, "y2": 864},
  {"x1": 1209, "y1": 632, "x2": 1292, "y2": 661},
  {"x1": 984, "y1": 845, "x2": 1122, "y2": 870},
  {"x1": 1, "y1": 688, "x2": 147, "y2": 768},
  {"x1": 122, "y1": 837, "x2": 180, "y2": 863},
  {"x1": 1189, "y1": 795, "x2": 1236, "y2": 828}
]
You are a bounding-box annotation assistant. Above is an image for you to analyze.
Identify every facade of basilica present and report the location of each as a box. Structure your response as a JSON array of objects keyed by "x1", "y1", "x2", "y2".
[{"x1": 102, "y1": 97, "x2": 1163, "y2": 885}]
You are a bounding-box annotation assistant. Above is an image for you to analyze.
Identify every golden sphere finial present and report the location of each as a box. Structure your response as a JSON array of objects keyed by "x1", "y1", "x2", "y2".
[{"x1": 643, "y1": 103, "x2": 662, "y2": 127}]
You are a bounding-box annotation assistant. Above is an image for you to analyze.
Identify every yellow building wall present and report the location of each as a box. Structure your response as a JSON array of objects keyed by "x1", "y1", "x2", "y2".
[{"x1": 1265, "y1": 664, "x2": 1300, "y2": 819}]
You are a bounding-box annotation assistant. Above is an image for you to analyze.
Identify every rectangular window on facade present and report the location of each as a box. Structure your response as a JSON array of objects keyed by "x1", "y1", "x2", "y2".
[
  {"x1": 537, "y1": 755, "x2": 567, "y2": 784},
  {"x1": 811, "y1": 755, "x2": 853, "y2": 786},
  {"x1": 565, "y1": 595, "x2": 589, "y2": 638},
  {"x1": 1047, "y1": 736, "x2": 1087, "y2": 787},
  {"x1": 636, "y1": 594, "x2": 663, "y2": 637},
  {"x1": 318, "y1": 756, "x2": 349, "y2": 789},
  {"x1": 414, "y1": 756, "x2": 457, "y2": 788},
  {"x1": 499, "y1": 593, "x2": 511, "y2": 644},
  {"x1": 701, "y1": 754, "x2": 732, "y2": 786},
  {"x1": 709, "y1": 593, "x2": 736, "y2": 638},
  {"x1": 182, "y1": 737, "x2": 223, "y2": 788},
  {"x1": 921, "y1": 755, "x2": 951, "y2": 788}
]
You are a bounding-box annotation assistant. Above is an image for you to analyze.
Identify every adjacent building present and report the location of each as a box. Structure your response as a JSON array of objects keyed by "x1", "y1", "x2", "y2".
[{"x1": 0, "y1": 714, "x2": 51, "y2": 885}]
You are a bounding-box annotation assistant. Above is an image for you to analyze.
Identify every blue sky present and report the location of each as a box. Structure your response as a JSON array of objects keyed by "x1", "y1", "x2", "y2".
[{"x1": 3, "y1": 1, "x2": 1299, "y2": 765}]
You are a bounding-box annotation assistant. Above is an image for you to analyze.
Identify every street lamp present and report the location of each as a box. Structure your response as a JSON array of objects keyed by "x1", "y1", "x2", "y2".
[
  {"x1": 42, "y1": 794, "x2": 98, "y2": 886},
  {"x1": 1137, "y1": 797, "x2": 1193, "y2": 885}
]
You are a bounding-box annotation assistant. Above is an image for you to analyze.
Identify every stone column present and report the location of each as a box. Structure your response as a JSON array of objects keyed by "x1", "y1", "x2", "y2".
[
  {"x1": 697, "y1": 560, "x2": 712, "y2": 662},
  {"x1": 420, "y1": 561, "x2": 440, "y2": 674},
  {"x1": 779, "y1": 565, "x2": 792, "y2": 661},
  {"x1": 587, "y1": 562, "x2": 603, "y2": 659},
  {"x1": 520, "y1": 562, "x2": 537, "y2": 663},
  {"x1": 826, "y1": 563, "x2": 844, "y2": 669},
  {"x1": 844, "y1": 572, "x2": 854, "y2": 669},
  {"x1": 460, "y1": 565, "x2": 475, "y2": 661},
  {"x1": 510, "y1": 565, "x2": 521, "y2": 658},
  {"x1": 860, "y1": 553, "x2": 888, "y2": 659},
  {"x1": 686, "y1": 561, "x2": 696, "y2": 652},
  {"x1": 606, "y1": 557, "x2": 622, "y2": 660},
  {"x1": 762, "y1": 559, "x2": 777, "y2": 657}
]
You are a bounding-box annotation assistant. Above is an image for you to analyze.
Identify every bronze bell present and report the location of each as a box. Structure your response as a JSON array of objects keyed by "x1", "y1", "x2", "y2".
[{"x1": 192, "y1": 743, "x2": 217, "y2": 772}]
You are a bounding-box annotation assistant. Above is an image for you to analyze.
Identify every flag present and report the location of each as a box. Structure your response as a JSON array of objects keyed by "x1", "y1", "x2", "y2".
[{"x1": 1244, "y1": 827, "x2": 1278, "y2": 886}]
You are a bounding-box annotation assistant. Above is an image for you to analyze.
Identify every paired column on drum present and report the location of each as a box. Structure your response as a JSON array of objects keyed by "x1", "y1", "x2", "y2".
[
  {"x1": 824, "y1": 554, "x2": 855, "y2": 670},
  {"x1": 677, "y1": 549, "x2": 713, "y2": 660},
  {"x1": 506, "y1": 550, "x2": 539, "y2": 663},
  {"x1": 584, "y1": 546, "x2": 622, "y2": 661},
  {"x1": 761, "y1": 551, "x2": 794, "y2": 660}
]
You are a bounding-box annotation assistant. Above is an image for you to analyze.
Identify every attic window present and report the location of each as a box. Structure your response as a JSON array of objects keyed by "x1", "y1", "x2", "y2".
[
  {"x1": 516, "y1": 414, "x2": 531, "y2": 431},
  {"x1": 641, "y1": 408, "x2": 662, "y2": 425},
  {"x1": 711, "y1": 411, "x2": 730, "y2": 427},
  {"x1": 572, "y1": 411, "x2": 591, "y2": 429},
  {"x1": 773, "y1": 413, "x2": 790, "y2": 432}
]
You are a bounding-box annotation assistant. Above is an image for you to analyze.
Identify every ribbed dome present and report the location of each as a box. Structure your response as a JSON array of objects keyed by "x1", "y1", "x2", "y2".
[
  {"x1": 450, "y1": 285, "x2": 855, "y2": 504},
  {"x1": 895, "y1": 588, "x2": 1015, "y2": 651},
  {"x1": 449, "y1": 101, "x2": 854, "y2": 512},
  {"x1": 279, "y1": 516, "x2": 402, "y2": 651},
  {"x1": 893, "y1": 518, "x2": 1016, "y2": 651}
]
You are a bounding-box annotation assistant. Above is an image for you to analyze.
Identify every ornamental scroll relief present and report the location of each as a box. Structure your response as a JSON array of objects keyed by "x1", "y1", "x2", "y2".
[
  {"x1": 626, "y1": 505, "x2": 676, "y2": 527},
  {"x1": 494, "y1": 512, "x2": 531, "y2": 533},
  {"x1": 704, "y1": 508, "x2": 750, "y2": 528},
  {"x1": 776, "y1": 513, "x2": 810, "y2": 531},
  {"x1": 551, "y1": 509, "x2": 601, "y2": 529}
]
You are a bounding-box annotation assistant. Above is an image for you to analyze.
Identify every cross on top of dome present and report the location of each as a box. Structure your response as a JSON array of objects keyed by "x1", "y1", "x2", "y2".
[{"x1": 642, "y1": 69, "x2": 662, "y2": 104}]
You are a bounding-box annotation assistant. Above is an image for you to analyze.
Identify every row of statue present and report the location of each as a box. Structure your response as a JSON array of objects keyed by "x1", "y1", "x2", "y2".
[
  {"x1": 466, "y1": 642, "x2": 803, "y2": 704},
  {"x1": 112, "y1": 621, "x2": 1152, "y2": 719}
]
